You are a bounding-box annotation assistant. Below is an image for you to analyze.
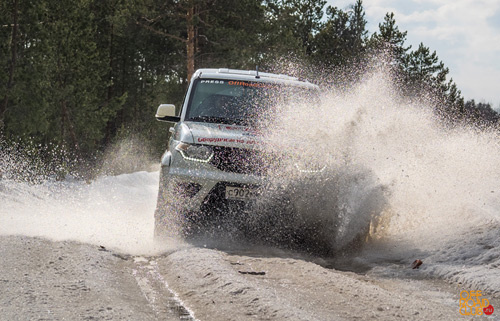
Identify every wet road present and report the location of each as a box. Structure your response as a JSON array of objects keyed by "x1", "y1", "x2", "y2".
[
  {"x1": 0, "y1": 236, "x2": 189, "y2": 321},
  {"x1": 3, "y1": 235, "x2": 497, "y2": 321}
]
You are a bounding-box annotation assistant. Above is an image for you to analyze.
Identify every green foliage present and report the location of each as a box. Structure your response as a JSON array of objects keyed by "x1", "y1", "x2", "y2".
[
  {"x1": 368, "y1": 12, "x2": 411, "y2": 67},
  {"x1": 311, "y1": 6, "x2": 350, "y2": 67},
  {"x1": 463, "y1": 100, "x2": 499, "y2": 128},
  {"x1": 0, "y1": 0, "x2": 496, "y2": 175},
  {"x1": 265, "y1": 0, "x2": 326, "y2": 55},
  {"x1": 402, "y1": 43, "x2": 465, "y2": 118},
  {"x1": 1, "y1": 0, "x2": 116, "y2": 154}
]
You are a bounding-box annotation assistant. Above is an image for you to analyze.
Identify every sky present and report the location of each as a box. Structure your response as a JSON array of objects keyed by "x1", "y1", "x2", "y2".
[{"x1": 326, "y1": 0, "x2": 500, "y2": 109}]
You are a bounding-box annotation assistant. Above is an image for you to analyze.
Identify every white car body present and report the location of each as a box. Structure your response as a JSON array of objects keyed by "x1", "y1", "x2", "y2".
[{"x1": 154, "y1": 68, "x2": 326, "y2": 238}]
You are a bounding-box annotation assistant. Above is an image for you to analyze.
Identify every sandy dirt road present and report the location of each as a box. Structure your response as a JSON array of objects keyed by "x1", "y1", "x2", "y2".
[
  {"x1": 2, "y1": 235, "x2": 497, "y2": 321},
  {"x1": 0, "y1": 236, "x2": 187, "y2": 321}
]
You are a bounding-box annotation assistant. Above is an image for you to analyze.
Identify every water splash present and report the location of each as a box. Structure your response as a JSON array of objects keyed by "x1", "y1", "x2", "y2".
[
  {"x1": 269, "y1": 67, "x2": 500, "y2": 293},
  {"x1": 1, "y1": 64, "x2": 499, "y2": 292}
]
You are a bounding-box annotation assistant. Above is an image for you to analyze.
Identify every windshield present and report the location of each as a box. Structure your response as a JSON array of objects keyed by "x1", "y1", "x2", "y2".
[{"x1": 185, "y1": 78, "x2": 318, "y2": 126}]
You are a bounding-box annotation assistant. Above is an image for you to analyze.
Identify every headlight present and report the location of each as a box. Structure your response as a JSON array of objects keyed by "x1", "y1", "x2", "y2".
[{"x1": 176, "y1": 142, "x2": 214, "y2": 163}]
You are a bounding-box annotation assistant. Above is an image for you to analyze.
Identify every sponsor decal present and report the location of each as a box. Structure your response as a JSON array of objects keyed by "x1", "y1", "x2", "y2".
[
  {"x1": 197, "y1": 137, "x2": 243, "y2": 144},
  {"x1": 200, "y1": 80, "x2": 225, "y2": 84},
  {"x1": 459, "y1": 290, "x2": 494, "y2": 316},
  {"x1": 197, "y1": 137, "x2": 263, "y2": 145},
  {"x1": 227, "y1": 81, "x2": 277, "y2": 89}
]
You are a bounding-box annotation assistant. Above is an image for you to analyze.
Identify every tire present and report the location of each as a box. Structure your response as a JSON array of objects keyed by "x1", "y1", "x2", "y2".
[
  {"x1": 154, "y1": 169, "x2": 173, "y2": 240},
  {"x1": 154, "y1": 169, "x2": 203, "y2": 240}
]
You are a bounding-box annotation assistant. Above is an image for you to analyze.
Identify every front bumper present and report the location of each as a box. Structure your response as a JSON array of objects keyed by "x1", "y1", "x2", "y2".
[
  {"x1": 163, "y1": 163, "x2": 265, "y2": 213},
  {"x1": 160, "y1": 140, "x2": 329, "y2": 222}
]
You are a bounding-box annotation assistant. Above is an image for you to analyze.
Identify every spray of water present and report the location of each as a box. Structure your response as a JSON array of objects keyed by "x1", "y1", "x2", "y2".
[
  {"x1": 1, "y1": 62, "x2": 499, "y2": 292},
  {"x1": 0, "y1": 139, "x2": 180, "y2": 255},
  {"x1": 266, "y1": 65, "x2": 500, "y2": 293}
]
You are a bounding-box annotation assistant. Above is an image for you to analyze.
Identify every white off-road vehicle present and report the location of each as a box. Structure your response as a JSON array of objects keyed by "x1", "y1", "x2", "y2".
[
  {"x1": 154, "y1": 68, "x2": 381, "y2": 251},
  {"x1": 154, "y1": 68, "x2": 325, "y2": 233}
]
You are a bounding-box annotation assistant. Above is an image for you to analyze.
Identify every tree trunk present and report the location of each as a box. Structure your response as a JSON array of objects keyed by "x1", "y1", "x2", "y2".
[
  {"x1": 60, "y1": 99, "x2": 79, "y2": 152},
  {"x1": 1, "y1": 0, "x2": 19, "y2": 130},
  {"x1": 107, "y1": 22, "x2": 114, "y2": 102},
  {"x1": 186, "y1": 5, "x2": 196, "y2": 82},
  {"x1": 104, "y1": 18, "x2": 115, "y2": 146}
]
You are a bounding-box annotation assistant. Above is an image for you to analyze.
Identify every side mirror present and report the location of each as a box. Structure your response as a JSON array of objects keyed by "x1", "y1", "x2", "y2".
[{"x1": 155, "y1": 104, "x2": 180, "y2": 122}]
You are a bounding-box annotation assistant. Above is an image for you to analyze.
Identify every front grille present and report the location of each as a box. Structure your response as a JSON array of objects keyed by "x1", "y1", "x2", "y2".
[{"x1": 209, "y1": 146, "x2": 270, "y2": 175}]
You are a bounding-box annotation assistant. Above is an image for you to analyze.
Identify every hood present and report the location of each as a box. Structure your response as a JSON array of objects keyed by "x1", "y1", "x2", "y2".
[{"x1": 184, "y1": 121, "x2": 263, "y2": 149}]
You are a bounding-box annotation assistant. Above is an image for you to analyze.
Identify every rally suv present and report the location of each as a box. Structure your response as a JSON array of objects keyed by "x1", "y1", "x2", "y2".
[{"x1": 154, "y1": 68, "x2": 329, "y2": 240}]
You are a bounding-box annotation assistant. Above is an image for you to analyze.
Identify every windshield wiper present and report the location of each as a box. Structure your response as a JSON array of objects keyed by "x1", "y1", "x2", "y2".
[{"x1": 188, "y1": 115, "x2": 239, "y2": 125}]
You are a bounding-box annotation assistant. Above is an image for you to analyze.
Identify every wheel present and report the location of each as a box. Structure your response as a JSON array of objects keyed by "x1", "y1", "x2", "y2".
[
  {"x1": 154, "y1": 169, "x2": 204, "y2": 240},
  {"x1": 154, "y1": 169, "x2": 176, "y2": 240}
]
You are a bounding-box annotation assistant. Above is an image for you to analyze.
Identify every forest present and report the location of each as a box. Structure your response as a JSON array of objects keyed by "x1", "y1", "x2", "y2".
[{"x1": 1, "y1": 0, "x2": 499, "y2": 177}]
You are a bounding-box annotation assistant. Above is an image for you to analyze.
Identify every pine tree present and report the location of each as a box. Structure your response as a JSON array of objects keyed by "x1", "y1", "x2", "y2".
[
  {"x1": 369, "y1": 12, "x2": 411, "y2": 66},
  {"x1": 347, "y1": 0, "x2": 368, "y2": 58},
  {"x1": 397, "y1": 42, "x2": 464, "y2": 121},
  {"x1": 311, "y1": 5, "x2": 350, "y2": 67},
  {"x1": 0, "y1": 0, "x2": 19, "y2": 132}
]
